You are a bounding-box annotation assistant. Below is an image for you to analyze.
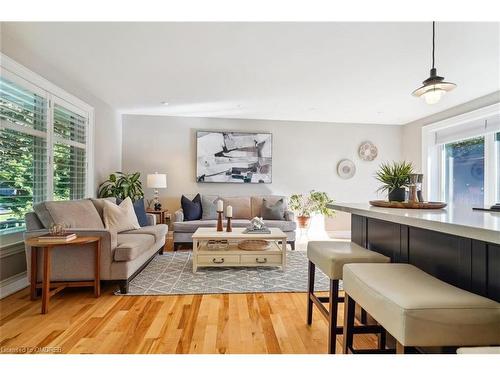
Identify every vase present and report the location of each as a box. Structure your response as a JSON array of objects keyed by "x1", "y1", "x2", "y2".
[
  {"x1": 388, "y1": 187, "x2": 406, "y2": 202},
  {"x1": 297, "y1": 216, "x2": 311, "y2": 228}
]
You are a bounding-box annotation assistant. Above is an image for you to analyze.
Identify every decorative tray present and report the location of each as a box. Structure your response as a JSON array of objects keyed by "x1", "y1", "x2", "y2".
[
  {"x1": 369, "y1": 200, "x2": 447, "y2": 209},
  {"x1": 237, "y1": 240, "x2": 271, "y2": 251}
]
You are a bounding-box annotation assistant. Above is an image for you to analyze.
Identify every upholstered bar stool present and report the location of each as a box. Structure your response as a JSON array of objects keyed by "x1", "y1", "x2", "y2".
[
  {"x1": 342, "y1": 263, "x2": 500, "y2": 354},
  {"x1": 306, "y1": 241, "x2": 390, "y2": 354}
]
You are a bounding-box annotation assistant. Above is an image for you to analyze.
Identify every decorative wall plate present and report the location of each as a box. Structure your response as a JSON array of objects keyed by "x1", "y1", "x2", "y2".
[
  {"x1": 337, "y1": 159, "x2": 356, "y2": 179},
  {"x1": 358, "y1": 141, "x2": 378, "y2": 161}
]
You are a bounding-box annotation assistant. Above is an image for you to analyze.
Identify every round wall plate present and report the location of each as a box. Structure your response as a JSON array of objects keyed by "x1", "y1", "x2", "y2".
[
  {"x1": 337, "y1": 159, "x2": 356, "y2": 179},
  {"x1": 358, "y1": 141, "x2": 378, "y2": 161}
]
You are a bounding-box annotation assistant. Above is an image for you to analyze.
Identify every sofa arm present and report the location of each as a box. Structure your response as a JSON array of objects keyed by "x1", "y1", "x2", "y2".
[
  {"x1": 174, "y1": 209, "x2": 184, "y2": 222},
  {"x1": 146, "y1": 213, "x2": 156, "y2": 226},
  {"x1": 284, "y1": 210, "x2": 295, "y2": 222}
]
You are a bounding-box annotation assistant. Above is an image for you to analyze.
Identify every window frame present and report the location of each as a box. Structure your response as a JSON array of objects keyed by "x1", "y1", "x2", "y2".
[
  {"x1": 1, "y1": 53, "x2": 94, "y2": 242},
  {"x1": 422, "y1": 103, "x2": 500, "y2": 206}
]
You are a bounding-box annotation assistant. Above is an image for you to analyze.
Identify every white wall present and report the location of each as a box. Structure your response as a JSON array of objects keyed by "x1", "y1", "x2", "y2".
[
  {"x1": 122, "y1": 115, "x2": 403, "y2": 231},
  {"x1": 0, "y1": 33, "x2": 122, "y2": 193},
  {"x1": 402, "y1": 91, "x2": 500, "y2": 172}
]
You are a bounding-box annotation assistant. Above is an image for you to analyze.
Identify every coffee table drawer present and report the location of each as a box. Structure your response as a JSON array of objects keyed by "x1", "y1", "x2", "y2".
[
  {"x1": 197, "y1": 254, "x2": 240, "y2": 265},
  {"x1": 240, "y1": 254, "x2": 282, "y2": 266}
]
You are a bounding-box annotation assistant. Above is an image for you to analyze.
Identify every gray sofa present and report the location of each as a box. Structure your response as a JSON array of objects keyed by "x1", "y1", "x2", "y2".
[
  {"x1": 24, "y1": 198, "x2": 167, "y2": 293},
  {"x1": 173, "y1": 195, "x2": 296, "y2": 250}
]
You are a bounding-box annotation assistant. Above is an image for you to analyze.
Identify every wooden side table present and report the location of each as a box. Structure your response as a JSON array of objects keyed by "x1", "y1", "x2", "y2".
[
  {"x1": 146, "y1": 209, "x2": 169, "y2": 225},
  {"x1": 25, "y1": 236, "x2": 101, "y2": 314}
]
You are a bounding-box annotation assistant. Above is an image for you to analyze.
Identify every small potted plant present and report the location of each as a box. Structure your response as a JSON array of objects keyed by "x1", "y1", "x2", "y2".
[
  {"x1": 289, "y1": 190, "x2": 335, "y2": 228},
  {"x1": 375, "y1": 161, "x2": 414, "y2": 202}
]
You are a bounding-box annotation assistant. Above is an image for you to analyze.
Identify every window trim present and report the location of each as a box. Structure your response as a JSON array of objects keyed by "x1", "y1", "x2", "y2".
[
  {"x1": 1, "y1": 52, "x2": 95, "y2": 199},
  {"x1": 422, "y1": 103, "x2": 500, "y2": 205}
]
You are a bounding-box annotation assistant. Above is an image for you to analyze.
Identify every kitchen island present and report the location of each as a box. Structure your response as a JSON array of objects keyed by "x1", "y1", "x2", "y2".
[{"x1": 329, "y1": 203, "x2": 500, "y2": 302}]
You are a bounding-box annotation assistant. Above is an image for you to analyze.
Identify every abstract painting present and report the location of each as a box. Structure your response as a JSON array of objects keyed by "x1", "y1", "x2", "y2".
[{"x1": 196, "y1": 131, "x2": 272, "y2": 183}]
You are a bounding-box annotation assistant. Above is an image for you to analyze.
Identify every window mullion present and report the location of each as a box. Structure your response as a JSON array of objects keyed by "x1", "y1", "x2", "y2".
[
  {"x1": 484, "y1": 132, "x2": 495, "y2": 206},
  {"x1": 46, "y1": 96, "x2": 54, "y2": 200}
]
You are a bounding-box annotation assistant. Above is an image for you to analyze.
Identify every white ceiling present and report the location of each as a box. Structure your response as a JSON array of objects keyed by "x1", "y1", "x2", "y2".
[{"x1": 1, "y1": 22, "x2": 499, "y2": 125}]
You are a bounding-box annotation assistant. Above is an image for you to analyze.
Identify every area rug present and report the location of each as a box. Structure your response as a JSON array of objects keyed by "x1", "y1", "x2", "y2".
[{"x1": 116, "y1": 250, "x2": 335, "y2": 295}]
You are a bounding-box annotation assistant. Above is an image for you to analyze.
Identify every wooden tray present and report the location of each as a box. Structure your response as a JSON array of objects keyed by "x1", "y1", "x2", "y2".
[
  {"x1": 237, "y1": 240, "x2": 271, "y2": 251},
  {"x1": 369, "y1": 200, "x2": 447, "y2": 209}
]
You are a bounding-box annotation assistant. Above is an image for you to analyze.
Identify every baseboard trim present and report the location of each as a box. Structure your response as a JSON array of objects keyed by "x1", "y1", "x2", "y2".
[{"x1": 0, "y1": 271, "x2": 29, "y2": 299}]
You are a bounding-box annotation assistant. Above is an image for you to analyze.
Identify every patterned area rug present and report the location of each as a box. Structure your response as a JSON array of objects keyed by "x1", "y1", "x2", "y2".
[{"x1": 117, "y1": 250, "x2": 335, "y2": 295}]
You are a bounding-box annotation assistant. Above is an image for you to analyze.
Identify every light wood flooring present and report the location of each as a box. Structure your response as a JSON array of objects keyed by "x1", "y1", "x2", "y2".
[{"x1": 0, "y1": 239, "x2": 378, "y2": 354}]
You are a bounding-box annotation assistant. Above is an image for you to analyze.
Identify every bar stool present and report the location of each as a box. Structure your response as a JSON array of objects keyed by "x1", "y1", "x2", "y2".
[
  {"x1": 306, "y1": 241, "x2": 390, "y2": 353},
  {"x1": 342, "y1": 263, "x2": 500, "y2": 354}
]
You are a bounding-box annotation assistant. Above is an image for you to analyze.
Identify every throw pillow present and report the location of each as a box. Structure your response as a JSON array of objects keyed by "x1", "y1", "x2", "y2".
[
  {"x1": 201, "y1": 195, "x2": 219, "y2": 220},
  {"x1": 103, "y1": 197, "x2": 140, "y2": 232},
  {"x1": 181, "y1": 194, "x2": 202, "y2": 221},
  {"x1": 117, "y1": 197, "x2": 148, "y2": 227},
  {"x1": 261, "y1": 198, "x2": 286, "y2": 220}
]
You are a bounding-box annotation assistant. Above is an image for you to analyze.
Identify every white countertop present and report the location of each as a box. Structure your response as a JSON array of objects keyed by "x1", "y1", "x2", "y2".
[{"x1": 329, "y1": 203, "x2": 500, "y2": 245}]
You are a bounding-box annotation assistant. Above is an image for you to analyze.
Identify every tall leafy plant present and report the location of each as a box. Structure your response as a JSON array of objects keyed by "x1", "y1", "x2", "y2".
[
  {"x1": 98, "y1": 172, "x2": 144, "y2": 202},
  {"x1": 375, "y1": 161, "x2": 414, "y2": 193}
]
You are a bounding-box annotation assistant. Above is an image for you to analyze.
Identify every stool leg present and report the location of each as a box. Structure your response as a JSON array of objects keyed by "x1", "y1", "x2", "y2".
[
  {"x1": 378, "y1": 328, "x2": 386, "y2": 350},
  {"x1": 307, "y1": 261, "x2": 315, "y2": 325},
  {"x1": 342, "y1": 293, "x2": 355, "y2": 354},
  {"x1": 396, "y1": 342, "x2": 406, "y2": 354},
  {"x1": 328, "y1": 279, "x2": 339, "y2": 354}
]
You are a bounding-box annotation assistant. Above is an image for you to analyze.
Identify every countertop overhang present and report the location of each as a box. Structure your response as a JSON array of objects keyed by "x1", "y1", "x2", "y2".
[{"x1": 329, "y1": 203, "x2": 500, "y2": 245}]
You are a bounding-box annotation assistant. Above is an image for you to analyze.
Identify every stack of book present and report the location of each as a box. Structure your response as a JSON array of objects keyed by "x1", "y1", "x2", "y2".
[
  {"x1": 243, "y1": 227, "x2": 271, "y2": 234},
  {"x1": 36, "y1": 233, "x2": 77, "y2": 243}
]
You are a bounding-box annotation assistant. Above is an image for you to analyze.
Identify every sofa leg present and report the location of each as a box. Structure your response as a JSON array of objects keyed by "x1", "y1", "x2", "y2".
[
  {"x1": 119, "y1": 281, "x2": 129, "y2": 294},
  {"x1": 289, "y1": 241, "x2": 295, "y2": 250},
  {"x1": 173, "y1": 243, "x2": 179, "y2": 251}
]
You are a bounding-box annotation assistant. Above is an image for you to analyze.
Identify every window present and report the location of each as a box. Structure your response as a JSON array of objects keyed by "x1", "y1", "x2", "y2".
[
  {"x1": 444, "y1": 136, "x2": 484, "y2": 206},
  {"x1": 423, "y1": 105, "x2": 500, "y2": 206},
  {"x1": 0, "y1": 56, "x2": 93, "y2": 237}
]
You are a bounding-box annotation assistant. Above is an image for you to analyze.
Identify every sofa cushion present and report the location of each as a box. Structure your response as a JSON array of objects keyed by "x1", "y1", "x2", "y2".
[
  {"x1": 261, "y1": 198, "x2": 286, "y2": 220},
  {"x1": 114, "y1": 233, "x2": 155, "y2": 262},
  {"x1": 90, "y1": 197, "x2": 116, "y2": 219},
  {"x1": 173, "y1": 219, "x2": 251, "y2": 233},
  {"x1": 251, "y1": 195, "x2": 287, "y2": 218},
  {"x1": 263, "y1": 220, "x2": 297, "y2": 232},
  {"x1": 222, "y1": 197, "x2": 251, "y2": 219},
  {"x1": 181, "y1": 194, "x2": 202, "y2": 221},
  {"x1": 103, "y1": 197, "x2": 140, "y2": 233},
  {"x1": 117, "y1": 198, "x2": 148, "y2": 227},
  {"x1": 122, "y1": 224, "x2": 168, "y2": 242},
  {"x1": 34, "y1": 199, "x2": 104, "y2": 229},
  {"x1": 201, "y1": 195, "x2": 219, "y2": 220}
]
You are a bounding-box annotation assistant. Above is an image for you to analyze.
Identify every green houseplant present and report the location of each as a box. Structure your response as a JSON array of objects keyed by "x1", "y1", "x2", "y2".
[
  {"x1": 375, "y1": 161, "x2": 414, "y2": 202},
  {"x1": 289, "y1": 190, "x2": 335, "y2": 228},
  {"x1": 98, "y1": 172, "x2": 144, "y2": 202}
]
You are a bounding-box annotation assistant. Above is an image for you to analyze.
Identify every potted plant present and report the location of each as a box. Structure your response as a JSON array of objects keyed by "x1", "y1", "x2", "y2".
[
  {"x1": 375, "y1": 161, "x2": 414, "y2": 202},
  {"x1": 289, "y1": 190, "x2": 335, "y2": 228},
  {"x1": 98, "y1": 172, "x2": 144, "y2": 201}
]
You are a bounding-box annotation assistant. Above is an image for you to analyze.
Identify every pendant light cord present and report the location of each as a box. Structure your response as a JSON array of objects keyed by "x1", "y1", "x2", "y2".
[{"x1": 432, "y1": 21, "x2": 435, "y2": 69}]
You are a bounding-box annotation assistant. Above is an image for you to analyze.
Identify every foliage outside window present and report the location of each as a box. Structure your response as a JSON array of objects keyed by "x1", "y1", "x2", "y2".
[{"x1": 0, "y1": 75, "x2": 90, "y2": 236}]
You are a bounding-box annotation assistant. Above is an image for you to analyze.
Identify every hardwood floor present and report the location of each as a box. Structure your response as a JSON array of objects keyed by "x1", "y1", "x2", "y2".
[{"x1": 0, "y1": 238, "x2": 378, "y2": 354}]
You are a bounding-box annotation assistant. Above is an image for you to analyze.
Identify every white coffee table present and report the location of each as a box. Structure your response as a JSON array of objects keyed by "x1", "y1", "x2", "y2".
[{"x1": 191, "y1": 227, "x2": 288, "y2": 272}]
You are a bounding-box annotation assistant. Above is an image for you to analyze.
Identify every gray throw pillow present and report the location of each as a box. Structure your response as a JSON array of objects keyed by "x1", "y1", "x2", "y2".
[
  {"x1": 201, "y1": 196, "x2": 219, "y2": 220},
  {"x1": 261, "y1": 198, "x2": 285, "y2": 220}
]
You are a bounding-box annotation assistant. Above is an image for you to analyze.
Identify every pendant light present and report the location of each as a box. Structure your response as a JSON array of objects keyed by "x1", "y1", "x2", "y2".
[{"x1": 412, "y1": 21, "x2": 456, "y2": 104}]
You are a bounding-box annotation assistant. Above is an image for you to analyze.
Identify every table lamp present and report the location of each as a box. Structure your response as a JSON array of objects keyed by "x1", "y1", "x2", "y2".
[{"x1": 147, "y1": 172, "x2": 167, "y2": 210}]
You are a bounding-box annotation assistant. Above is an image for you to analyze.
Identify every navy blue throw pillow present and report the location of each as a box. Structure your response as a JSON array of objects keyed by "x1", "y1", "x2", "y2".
[
  {"x1": 181, "y1": 194, "x2": 202, "y2": 221},
  {"x1": 117, "y1": 198, "x2": 149, "y2": 227}
]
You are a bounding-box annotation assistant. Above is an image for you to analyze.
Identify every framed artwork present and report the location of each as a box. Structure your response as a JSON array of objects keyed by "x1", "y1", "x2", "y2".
[{"x1": 196, "y1": 130, "x2": 272, "y2": 183}]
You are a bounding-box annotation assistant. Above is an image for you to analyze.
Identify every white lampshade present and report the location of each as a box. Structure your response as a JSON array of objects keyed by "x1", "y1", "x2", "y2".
[{"x1": 147, "y1": 172, "x2": 167, "y2": 189}]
